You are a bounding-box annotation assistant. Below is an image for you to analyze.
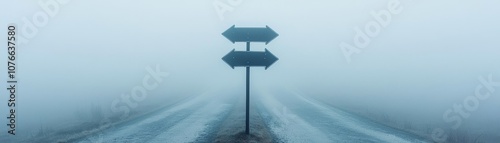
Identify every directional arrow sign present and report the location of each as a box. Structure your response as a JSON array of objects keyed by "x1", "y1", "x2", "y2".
[
  {"x1": 222, "y1": 49, "x2": 278, "y2": 69},
  {"x1": 220, "y1": 25, "x2": 279, "y2": 135},
  {"x1": 222, "y1": 25, "x2": 279, "y2": 44}
]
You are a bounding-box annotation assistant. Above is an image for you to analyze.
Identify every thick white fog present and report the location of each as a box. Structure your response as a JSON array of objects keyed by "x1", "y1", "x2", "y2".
[{"x1": 0, "y1": 0, "x2": 499, "y2": 142}]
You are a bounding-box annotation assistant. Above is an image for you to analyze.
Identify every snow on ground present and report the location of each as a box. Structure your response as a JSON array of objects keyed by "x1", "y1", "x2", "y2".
[
  {"x1": 255, "y1": 88, "x2": 431, "y2": 143},
  {"x1": 75, "y1": 87, "x2": 431, "y2": 143},
  {"x1": 77, "y1": 88, "x2": 236, "y2": 143},
  {"x1": 256, "y1": 90, "x2": 331, "y2": 143},
  {"x1": 147, "y1": 102, "x2": 230, "y2": 143}
]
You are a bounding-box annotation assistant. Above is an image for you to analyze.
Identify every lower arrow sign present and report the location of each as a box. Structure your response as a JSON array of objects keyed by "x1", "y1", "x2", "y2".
[{"x1": 222, "y1": 49, "x2": 279, "y2": 69}]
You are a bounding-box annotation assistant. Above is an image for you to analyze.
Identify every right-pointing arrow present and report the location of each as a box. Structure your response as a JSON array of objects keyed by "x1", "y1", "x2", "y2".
[{"x1": 222, "y1": 49, "x2": 279, "y2": 69}]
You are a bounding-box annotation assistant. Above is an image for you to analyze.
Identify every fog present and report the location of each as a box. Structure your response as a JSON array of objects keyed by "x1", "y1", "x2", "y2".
[{"x1": 1, "y1": 0, "x2": 499, "y2": 142}]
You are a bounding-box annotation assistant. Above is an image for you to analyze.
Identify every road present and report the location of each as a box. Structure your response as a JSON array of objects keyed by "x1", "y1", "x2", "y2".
[
  {"x1": 254, "y1": 88, "x2": 429, "y2": 143},
  {"x1": 76, "y1": 87, "x2": 430, "y2": 143}
]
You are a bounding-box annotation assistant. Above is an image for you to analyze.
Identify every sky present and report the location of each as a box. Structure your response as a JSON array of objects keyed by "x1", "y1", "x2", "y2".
[{"x1": 1, "y1": 0, "x2": 499, "y2": 139}]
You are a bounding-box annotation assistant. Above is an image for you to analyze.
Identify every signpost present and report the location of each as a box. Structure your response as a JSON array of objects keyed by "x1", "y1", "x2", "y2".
[{"x1": 221, "y1": 25, "x2": 279, "y2": 134}]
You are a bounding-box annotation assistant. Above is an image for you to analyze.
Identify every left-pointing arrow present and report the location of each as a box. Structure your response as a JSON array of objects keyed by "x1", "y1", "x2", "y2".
[
  {"x1": 222, "y1": 25, "x2": 279, "y2": 44},
  {"x1": 222, "y1": 49, "x2": 279, "y2": 69}
]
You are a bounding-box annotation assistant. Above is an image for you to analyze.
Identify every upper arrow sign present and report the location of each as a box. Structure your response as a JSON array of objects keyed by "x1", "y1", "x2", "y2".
[
  {"x1": 222, "y1": 25, "x2": 279, "y2": 44},
  {"x1": 222, "y1": 49, "x2": 278, "y2": 69}
]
